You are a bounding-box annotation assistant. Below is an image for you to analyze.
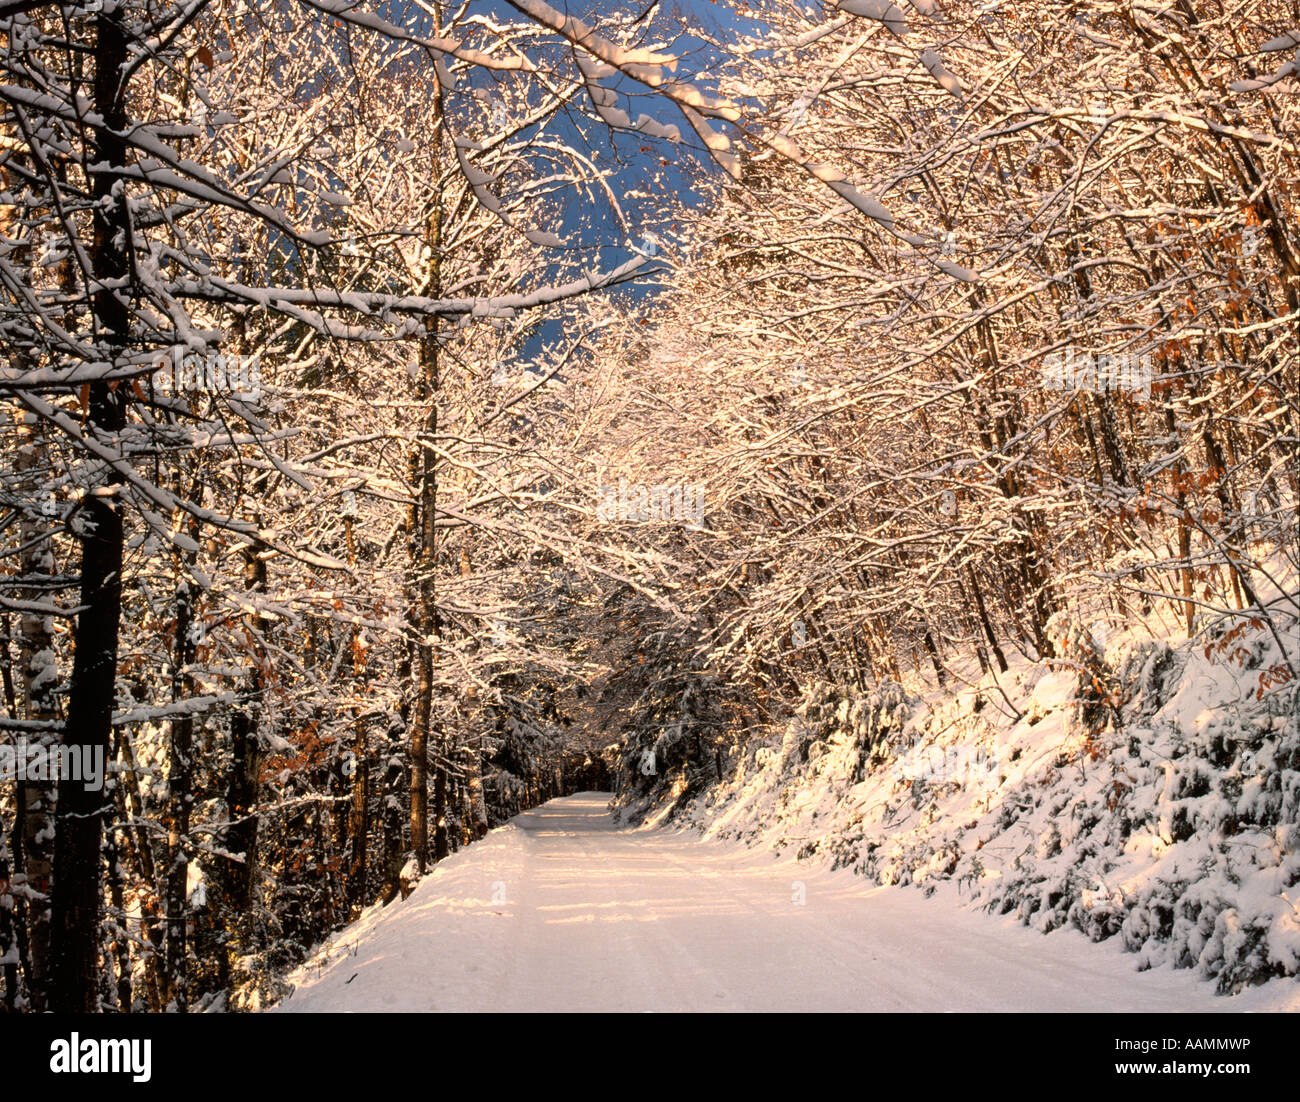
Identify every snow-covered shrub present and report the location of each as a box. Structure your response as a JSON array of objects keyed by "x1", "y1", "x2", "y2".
[{"x1": 646, "y1": 615, "x2": 1299, "y2": 994}]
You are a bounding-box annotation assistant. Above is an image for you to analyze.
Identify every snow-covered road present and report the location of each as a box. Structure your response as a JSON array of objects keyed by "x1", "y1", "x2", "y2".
[{"x1": 277, "y1": 792, "x2": 1296, "y2": 1012}]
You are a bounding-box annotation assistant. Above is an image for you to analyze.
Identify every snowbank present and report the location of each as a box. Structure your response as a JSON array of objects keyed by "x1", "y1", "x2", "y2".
[{"x1": 622, "y1": 612, "x2": 1299, "y2": 994}]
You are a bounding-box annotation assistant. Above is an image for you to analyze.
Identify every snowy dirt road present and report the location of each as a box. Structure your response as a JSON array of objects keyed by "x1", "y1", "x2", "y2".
[{"x1": 277, "y1": 792, "x2": 1296, "y2": 1013}]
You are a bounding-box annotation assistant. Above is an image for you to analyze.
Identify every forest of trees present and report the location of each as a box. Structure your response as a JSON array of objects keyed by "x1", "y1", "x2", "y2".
[{"x1": 1, "y1": 0, "x2": 1295, "y2": 1012}]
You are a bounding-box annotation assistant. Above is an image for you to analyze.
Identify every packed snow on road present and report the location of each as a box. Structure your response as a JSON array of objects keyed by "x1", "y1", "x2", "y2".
[{"x1": 277, "y1": 793, "x2": 1299, "y2": 1013}]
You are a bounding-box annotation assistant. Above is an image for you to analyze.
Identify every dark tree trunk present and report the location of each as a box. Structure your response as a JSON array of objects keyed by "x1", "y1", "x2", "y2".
[
  {"x1": 104, "y1": 828, "x2": 131, "y2": 1012},
  {"x1": 348, "y1": 728, "x2": 369, "y2": 912},
  {"x1": 922, "y1": 623, "x2": 946, "y2": 688},
  {"x1": 410, "y1": 148, "x2": 445, "y2": 872},
  {"x1": 380, "y1": 739, "x2": 407, "y2": 903},
  {"x1": 217, "y1": 539, "x2": 266, "y2": 989},
  {"x1": 164, "y1": 574, "x2": 196, "y2": 1012},
  {"x1": 0, "y1": 829, "x2": 17, "y2": 1010},
  {"x1": 966, "y1": 565, "x2": 1007, "y2": 673},
  {"x1": 343, "y1": 514, "x2": 370, "y2": 911},
  {"x1": 14, "y1": 416, "x2": 57, "y2": 1010},
  {"x1": 49, "y1": 1, "x2": 133, "y2": 1016}
]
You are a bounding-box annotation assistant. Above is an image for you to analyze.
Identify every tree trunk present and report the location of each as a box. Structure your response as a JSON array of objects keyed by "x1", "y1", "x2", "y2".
[
  {"x1": 966, "y1": 564, "x2": 1007, "y2": 673},
  {"x1": 0, "y1": 827, "x2": 18, "y2": 1010},
  {"x1": 217, "y1": 539, "x2": 266, "y2": 990},
  {"x1": 104, "y1": 827, "x2": 132, "y2": 1012},
  {"x1": 410, "y1": 115, "x2": 446, "y2": 871},
  {"x1": 48, "y1": 6, "x2": 131, "y2": 1011},
  {"x1": 14, "y1": 414, "x2": 57, "y2": 1010},
  {"x1": 163, "y1": 569, "x2": 197, "y2": 1012}
]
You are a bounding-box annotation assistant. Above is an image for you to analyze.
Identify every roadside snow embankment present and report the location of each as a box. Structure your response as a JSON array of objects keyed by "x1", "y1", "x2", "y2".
[{"x1": 631, "y1": 614, "x2": 1299, "y2": 994}]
